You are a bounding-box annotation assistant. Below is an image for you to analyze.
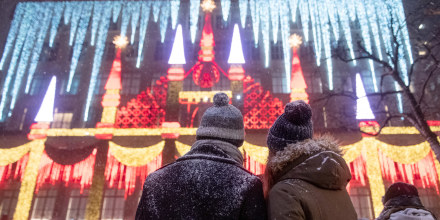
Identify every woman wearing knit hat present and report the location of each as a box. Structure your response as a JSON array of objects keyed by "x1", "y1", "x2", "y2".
[
  {"x1": 136, "y1": 93, "x2": 267, "y2": 220},
  {"x1": 264, "y1": 100, "x2": 357, "y2": 220},
  {"x1": 376, "y1": 182, "x2": 436, "y2": 220}
]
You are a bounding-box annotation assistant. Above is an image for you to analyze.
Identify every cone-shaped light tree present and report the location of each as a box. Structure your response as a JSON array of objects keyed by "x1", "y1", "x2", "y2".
[
  {"x1": 289, "y1": 34, "x2": 309, "y2": 103},
  {"x1": 35, "y1": 76, "x2": 56, "y2": 122},
  {"x1": 228, "y1": 24, "x2": 246, "y2": 110}
]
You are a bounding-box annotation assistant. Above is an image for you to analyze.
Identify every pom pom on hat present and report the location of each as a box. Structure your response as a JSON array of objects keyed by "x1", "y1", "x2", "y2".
[
  {"x1": 213, "y1": 92, "x2": 229, "y2": 106},
  {"x1": 284, "y1": 100, "x2": 312, "y2": 124}
]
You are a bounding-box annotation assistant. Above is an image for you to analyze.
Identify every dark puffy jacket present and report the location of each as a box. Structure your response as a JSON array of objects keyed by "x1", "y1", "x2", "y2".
[
  {"x1": 136, "y1": 139, "x2": 267, "y2": 220},
  {"x1": 376, "y1": 195, "x2": 437, "y2": 220},
  {"x1": 266, "y1": 138, "x2": 357, "y2": 220}
]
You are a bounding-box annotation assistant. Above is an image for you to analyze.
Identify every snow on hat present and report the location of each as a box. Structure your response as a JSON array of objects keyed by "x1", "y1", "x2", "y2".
[
  {"x1": 267, "y1": 100, "x2": 313, "y2": 152},
  {"x1": 383, "y1": 182, "x2": 419, "y2": 204},
  {"x1": 196, "y1": 93, "x2": 245, "y2": 146}
]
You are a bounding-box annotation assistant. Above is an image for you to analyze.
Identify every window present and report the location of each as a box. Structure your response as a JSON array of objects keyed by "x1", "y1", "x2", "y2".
[
  {"x1": 31, "y1": 189, "x2": 58, "y2": 220},
  {"x1": 121, "y1": 73, "x2": 141, "y2": 95},
  {"x1": 52, "y1": 112, "x2": 73, "y2": 128},
  {"x1": 272, "y1": 76, "x2": 288, "y2": 93},
  {"x1": 271, "y1": 42, "x2": 283, "y2": 60},
  {"x1": 101, "y1": 188, "x2": 125, "y2": 220},
  {"x1": 30, "y1": 76, "x2": 48, "y2": 96},
  {"x1": 0, "y1": 188, "x2": 19, "y2": 220},
  {"x1": 60, "y1": 75, "x2": 80, "y2": 95},
  {"x1": 66, "y1": 189, "x2": 89, "y2": 220},
  {"x1": 349, "y1": 186, "x2": 374, "y2": 220},
  {"x1": 39, "y1": 43, "x2": 58, "y2": 62},
  {"x1": 154, "y1": 42, "x2": 164, "y2": 61},
  {"x1": 216, "y1": 15, "x2": 225, "y2": 29}
]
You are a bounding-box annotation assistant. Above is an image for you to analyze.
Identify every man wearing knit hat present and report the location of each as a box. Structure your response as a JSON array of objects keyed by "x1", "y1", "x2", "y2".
[
  {"x1": 136, "y1": 93, "x2": 267, "y2": 220},
  {"x1": 376, "y1": 182, "x2": 436, "y2": 220},
  {"x1": 264, "y1": 100, "x2": 357, "y2": 220}
]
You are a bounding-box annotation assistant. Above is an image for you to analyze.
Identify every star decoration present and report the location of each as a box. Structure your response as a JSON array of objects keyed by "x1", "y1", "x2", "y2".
[
  {"x1": 289, "y1": 34, "x2": 303, "y2": 49},
  {"x1": 113, "y1": 35, "x2": 129, "y2": 48},
  {"x1": 201, "y1": 0, "x2": 216, "y2": 13}
]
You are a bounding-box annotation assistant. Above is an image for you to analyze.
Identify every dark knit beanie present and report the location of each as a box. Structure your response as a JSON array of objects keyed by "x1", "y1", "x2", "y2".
[
  {"x1": 196, "y1": 93, "x2": 245, "y2": 147},
  {"x1": 383, "y1": 182, "x2": 419, "y2": 204},
  {"x1": 267, "y1": 100, "x2": 313, "y2": 152}
]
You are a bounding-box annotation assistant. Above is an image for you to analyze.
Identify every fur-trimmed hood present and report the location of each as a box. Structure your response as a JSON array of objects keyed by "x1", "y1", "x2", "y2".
[{"x1": 267, "y1": 137, "x2": 351, "y2": 190}]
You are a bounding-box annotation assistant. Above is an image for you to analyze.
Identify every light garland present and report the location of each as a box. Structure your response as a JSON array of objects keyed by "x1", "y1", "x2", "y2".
[
  {"x1": 270, "y1": 0, "x2": 279, "y2": 43},
  {"x1": 130, "y1": 2, "x2": 141, "y2": 44},
  {"x1": 189, "y1": 0, "x2": 200, "y2": 43},
  {"x1": 221, "y1": 0, "x2": 231, "y2": 21},
  {"x1": 159, "y1": 1, "x2": 170, "y2": 43},
  {"x1": 112, "y1": 1, "x2": 122, "y2": 23},
  {"x1": 0, "y1": 3, "x2": 24, "y2": 70},
  {"x1": 363, "y1": 137, "x2": 385, "y2": 217},
  {"x1": 69, "y1": 2, "x2": 84, "y2": 46},
  {"x1": 260, "y1": 0, "x2": 270, "y2": 68},
  {"x1": 378, "y1": 140, "x2": 431, "y2": 164},
  {"x1": 242, "y1": 141, "x2": 268, "y2": 164},
  {"x1": 90, "y1": 2, "x2": 103, "y2": 46},
  {"x1": 0, "y1": 142, "x2": 31, "y2": 166},
  {"x1": 341, "y1": 143, "x2": 363, "y2": 164},
  {"x1": 238, "y1": 0, "x2": 248, "y2": 28},
  {"x1": 108, "y1": 141, "x2": 164, "y2": 167},
  {"x1": 170, "y1": 0, "x2": 180, "y2": 29},
  {"x1": 13, "y1": 140, "x2": 45, "y2": 220},
  {"x1": 176, "y1": 141, "x2": 191, "y2": 156},
  {"x1": 179, "y1": 91, "x2": 233, "y2": 104}
]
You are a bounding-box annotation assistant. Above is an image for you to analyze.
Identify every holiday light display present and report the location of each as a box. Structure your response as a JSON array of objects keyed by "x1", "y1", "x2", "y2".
[
  {"x1": 169, "y1": 25, "x2": 186, "y2": 65},
  {"x1": 0, "y1": 0, "x2": 417, "y2": 121},
  {"x1": 221, "y1": 0, "x2": 231, "y2": 21},
  {"x1": 356, "y1": 74, "x2": 375, "y2": 120},
  {"x1": 239, "y1": 0, "x2": 248, "y2": 28},
  {"x1": 160, "y1": 1, "x2": 171, "y2": 43},
  {"x1": 260, "y1": 1, "x2": 270, "y2": 68},
  {"x1": 170, "y1": 0, "x2": 180, "y2": 30},
  {"x1": 0, "y1": 3, "x2": 24, "y2": 70},
  {"x1": 190, "y1": 0, "x2": 201, "y2": 43},
  {"x1": 270, "y1": 0, "x2": 280, "y2": 43},
  {"x1": 289, "y1": 34, "x2": 309, "y2": 103},
  {"x1": 68, "y1": 2, "x2": 84, "y2": 46},
  {"x1": 250, "y1": 0, "x2": 259, "y2": 46},
  {"x1": 67, "y1": 5, "x2": 92, "y2": 92},
  {"x1": 130, "y1": 2, "x2": 141, "y2": 44},
  {"x1": 35, "y1": 76, "x2": 56, "y2": 122},
  {"x1": 84, "y1": 5, "x2": 112, "y2": 121},
  {"x1": 136, "y1": 2, "x2": 151, "y2": 68},
  {"x1": 228, "y1": 24, "x2": 245, "y2": 65}
]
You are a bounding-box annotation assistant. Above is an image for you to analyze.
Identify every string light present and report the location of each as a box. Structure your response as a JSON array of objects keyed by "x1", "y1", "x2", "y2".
[
  {"x1": 69, "y1": 2, "x2": 84, "y2": 46},
  {"x1": 337, "y1": 0, "x2": 356, "y2": 65},
  {"x1": 136, "y1": 2, "x2": 151, "y2": 68},
  {"x1": 160, "y1": 1, "x2": 170, "y2": 43},
  {"x1": 152, "y1": 0, "x2": 161, "y2": 22},
  {"x1": 288, "y1": 0, "x2": 299, "y2": 22},
  {"x1": 269, "y1": 0, "x2": 279, "y2": 43},
  {"x1": 170, "y1": 0, "x2": 180, "y2": 29},
  {"x1": 298, "y1": 0, "x2": 310, "y2": 42},
  {"x1": 365, "y1": 0, "x2": 383, "y2": 60},
  {"x1": 112, "y1": 1, "x2": 122, "y2": 23},
  {"x1": 250, "y1": 0, "x2": 259, "y2": 46},
  {"x1": 239, "y1": 0, "x2": 248, "y2": 28},
  {"x1": 308, "y1": 0, "x2": 321, "y2": 67},
  {"x1": 63, "y1": 2, "x2": 73, "y2": 24},
  {"x1": 221, "y1": 0, "x2": 231, "y2": 21},
  {"x1": 280, "y1": 0, "x2": 291, "y2": 92},
  {"x1": 84, "y1": 5, "x2": 112, "y2": 121},
  {"x1": 0, "y1": 3, "x2": 24, "y2": 70},
  {"x1": 190, "y1": 0, "x2": 200, "y2": 43},
  {"x1": 120, "y1": 2, "x2": 131, "y2": 38},
  {"x1": 67, "y1": 4, "x2": 92, "y2": 92},
  {"x1": 9, "y1": 4, "x2": 42, "y2": 113},
  {"x1": 90, "y1": 2, "x2": 103, "y2": 46},
  {"x1": 319, "y1": 3, "x2": 333, "y2": 90},
  {"x1": 0, "y1": 2, "x2": 34, "y2": 121},
  {"x1": 325, "y1": 0, "x2": 339, "y2": 40},
  {"x1": 130, "y1": 2, "x2": 140, "y2": 44},
  {"x1": 260, "y1": 0, "x2": 270, "y2": 67}
]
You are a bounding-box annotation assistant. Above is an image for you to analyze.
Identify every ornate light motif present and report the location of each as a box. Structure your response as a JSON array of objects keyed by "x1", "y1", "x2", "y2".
[
  {"x1": 289, "y1": 34, "x2": 302, "y2": 49},
  {"x1": 201, "y1": 0, "x2": 216, "y2": 12},
  {"x1": 112, "y1": 35, "x2": 128, "y2": 48}
]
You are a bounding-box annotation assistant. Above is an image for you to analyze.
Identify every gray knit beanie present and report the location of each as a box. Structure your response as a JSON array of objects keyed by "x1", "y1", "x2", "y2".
[
  {"x1": 267, "y1": 100, "x2": 313, "y2": 152},
  {"x1": 196, "y1": 93, "x2": 245, "y2": 147}
]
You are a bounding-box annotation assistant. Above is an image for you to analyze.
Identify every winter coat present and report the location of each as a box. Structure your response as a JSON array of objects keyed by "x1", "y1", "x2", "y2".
[
  {"x1": 376, "y1": 195, "x2": 437, "y2": 220},
  {"x1": 135, "y1": 139, "x2": 267, "y2": 220},
  {"x1": 266, "y1": 137, "x2": 357, "y2": 220}
]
